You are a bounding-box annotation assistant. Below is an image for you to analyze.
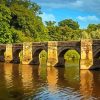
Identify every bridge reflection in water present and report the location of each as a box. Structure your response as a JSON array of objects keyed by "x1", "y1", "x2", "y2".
[{"x1": 0, "y1": 62, "x2": 100, "y2": 100}]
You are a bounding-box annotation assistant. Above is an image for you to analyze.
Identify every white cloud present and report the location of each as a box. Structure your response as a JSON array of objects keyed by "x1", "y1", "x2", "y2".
[
  {"x1": 77, "y1": 15, "x2": 100, "y2": 28},
  {"x1": 39, "y1": 12, "x2": 56, "y2": 22},
  {"x1": 77, "y1": 15, "x2": 100, "y2": 23}
]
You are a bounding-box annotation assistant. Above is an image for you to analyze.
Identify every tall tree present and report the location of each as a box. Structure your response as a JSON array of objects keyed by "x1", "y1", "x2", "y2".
[
  {"x1": 0, "y1": 0, "x2": 48, "y2": 43},
  {"x1": 45, "y1": 21, "x2": 56, "y2": 27},
  {"x1": 87, "y1": 24, "x2": 98, "y2": 31},
  {"x1": 0, "y1": 4, "x2": 12, "y2": 43},
  {"x1": 58, "y1": 19, "x2": 79, "y2": 30}
]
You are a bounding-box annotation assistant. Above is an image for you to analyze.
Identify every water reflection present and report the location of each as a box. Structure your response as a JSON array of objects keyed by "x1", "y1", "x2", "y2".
[
  {"x1": 0, "y1": 63, "x2": 7, "y2": 100},
  {"x1": 0, "y1": 62, "x2": 100, "y2": 99},
  {"x1": 47, "y1": 67, "x2": 58, "y2": 92},
  {"x1": 21, "y1": 64, "x2": 33, "y2": 94},
  {"x1": 4, "y1": 63, "x2": 13, "y2": 89},
  {"x1": 80, "y1": 70, "x2": 94, "y2": 99}
]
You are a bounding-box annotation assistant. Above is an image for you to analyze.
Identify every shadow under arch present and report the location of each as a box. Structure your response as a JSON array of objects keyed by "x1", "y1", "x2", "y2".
[
  {"x1": 56, "y1": 48, "x2": 80, "y2": 67},
  {"x1": 31, "y1": 49, "x2": 47, "y2": 65},
  {"x1": 92, "y1": 50, "x2": 100, "y2": 69},
  {"x1": 12, "y1": 49, "x2": 22, "y2": 63},
  {"x1": 0, "y1": 49, "x2": 5, "y2": 62},
  {"x1": 94, "y1": 50, "x2": 100, "y2": 58}
]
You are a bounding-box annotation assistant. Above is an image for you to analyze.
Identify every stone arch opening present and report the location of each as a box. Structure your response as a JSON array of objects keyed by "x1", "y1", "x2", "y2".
[
  {"x1": 13, "y1": 49, "x2": 22, "y2": 63},
  {"x1": 32, "y1": 49, "x2": 47, "y2": 65},
  {"x1": 57, "y1": 49, "x2": 80, "y2": 67},
  {"x1": 0, "y1": 49, "x2": 5, "y2": 62}
]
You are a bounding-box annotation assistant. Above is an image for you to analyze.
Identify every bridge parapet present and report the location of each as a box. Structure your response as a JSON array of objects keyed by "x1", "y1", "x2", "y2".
[
  {"x1": 93, "y1": 40, "x2": 100, "y2": 46},
  {"x1": 58, "y1": 41, "x2": 80, "y2": 47},
  {"x1": 32, "y1": 42, "x2": 48, "y2": 46},
  {"x1": 0, "y1": 44, "x2": 6, "y2": 51},
  {"x1": 12, "y1": 43, "x2": 23, "y2": 50}
]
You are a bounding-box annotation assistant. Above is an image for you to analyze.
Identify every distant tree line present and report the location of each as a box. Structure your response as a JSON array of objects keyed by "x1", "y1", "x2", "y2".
[{"x1": 0, "y1": 0, "x2": 100, "y2": 43}]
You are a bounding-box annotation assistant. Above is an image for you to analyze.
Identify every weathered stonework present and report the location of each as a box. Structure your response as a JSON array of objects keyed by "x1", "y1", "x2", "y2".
[
  {"x1": 80, "y1": 40, "x2": 93, "y2": 69},
  {"x1": 22, "y1": 42, "x2": 32, "y2": 64},
  {"x1": 1, "y1": 39, "x2": 100, "y2": 69},
  {"x1": 47, "y1": 41, "x2": 58, "y2": 66},
  {"x1": 5, "y1": 44, "x2": 13, "y2": 62}
]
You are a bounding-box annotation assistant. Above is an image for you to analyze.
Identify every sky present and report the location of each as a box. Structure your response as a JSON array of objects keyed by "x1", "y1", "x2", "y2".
[{"x1": 32, "y1": 0, "x2": 100, "y2": 28}]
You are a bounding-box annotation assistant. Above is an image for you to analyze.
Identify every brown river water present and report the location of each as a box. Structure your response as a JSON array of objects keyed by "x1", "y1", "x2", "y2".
[{"x1": 0, "y1": 61, "x2": 100, "y2": 100}]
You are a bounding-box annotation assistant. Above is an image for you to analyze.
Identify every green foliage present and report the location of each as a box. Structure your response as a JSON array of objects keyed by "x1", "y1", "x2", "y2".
[
  {"x1": 0, "y1": 0, "x2": 100, "y2": 44},
  {"x1": 45, "y1": 20, "x2": 81, "y2": 41},
  {"x1": 64, "y1": 50, "x2": 80, "y2": 60},
  {"x1": 90, "y1": 29, "x2": 100, "y2": 39},
  {"x1": 81, "y1": 31, "x2": 91, "y2": 39},
  {"x1": 45, "y1": 21, "x2": 56, "y2": 26},
  {"x1": 87, "y1": 24, "x2": 98, "y2": 31},
  {"x1": 58, "y1": 19, "x2": 79, "y2": 30},
  {"x1": 11, "y1": 28, "x2": 33, "y2": 43},
  {"x1": 86, "y1": 24, "x2": 100, "y2": 39},
  {"x1": 0, "y1": 4, "x2": 12, "y2": 43},
  {"x1": 5, "y1": 0, "x2": 41, "y2": 14},
  {"x1": 0, "y1": 1, "x2": 48, "y2": 43}
]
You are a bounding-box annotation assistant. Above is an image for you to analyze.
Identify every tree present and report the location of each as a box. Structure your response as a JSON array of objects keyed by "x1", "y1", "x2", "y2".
[
  {"x1": 0, "y1": 4, "x2": 12, "y2": 43},
  {"x1": 81, "y1": 31, "x2": 91, "y2": 39},
  {"x1": 45, "y1": 21, "x2": 56, "y2": 27},
  {"x1": 5, "y1": 0, "x2": 41, "y2": 14},
  {"x1": 0, "y1": 0, "x2": 48, "y2": 43},
  {"x1": 90, "y1": 29, "x2": 100, "y2": 39},
  {"x1": 58, "y1": 19, "x2": 79, "y2": 30},
  {"x1": 87, "y1": 24, "x2": 98, "y2": 31}
]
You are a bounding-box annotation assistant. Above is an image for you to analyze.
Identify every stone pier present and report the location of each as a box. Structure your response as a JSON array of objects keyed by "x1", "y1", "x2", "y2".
[
  {"x1": 5, "y1": 44, "x2": 13, "y2": 63},
  {"x1": 22, "y1": 42, "x2": 32, "y2": 64},
  {"x1": 47, "y1": 41, "x2": 58, "y2": 66},
  {"x1": 80, "y1": 40, "x2": 93, "y2": 69}
]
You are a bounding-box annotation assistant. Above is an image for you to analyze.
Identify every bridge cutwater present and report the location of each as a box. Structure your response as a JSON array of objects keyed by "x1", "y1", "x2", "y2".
[{"x1": 0, "y1": 39, "x2": 100, "y2": 70}]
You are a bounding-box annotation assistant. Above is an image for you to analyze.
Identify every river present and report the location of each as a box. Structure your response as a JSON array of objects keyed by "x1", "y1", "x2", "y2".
[{"x1": 0, "y1": 61, "x2": 100, "y2": 100}]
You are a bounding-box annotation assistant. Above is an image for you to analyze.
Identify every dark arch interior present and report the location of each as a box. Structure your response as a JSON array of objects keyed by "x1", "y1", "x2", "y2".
[
  {"x1": 32, "y1": 49, "x2": 47, "y2": 65},
  {"x1": 93, "y1": 51, "x2": 100, "y2": 69},
  {"x1": 59, "y1": 49, "x2": 69, "y2": 58},
  {"x1": 13, "y1": 49, "x2": 22, "y2": 63},
  {"x1": 94, "y1": 51, "x2": 100, "y2": 59},
  {"x1": 0, "y1": 49, "x2": 5, "y2": 62}
]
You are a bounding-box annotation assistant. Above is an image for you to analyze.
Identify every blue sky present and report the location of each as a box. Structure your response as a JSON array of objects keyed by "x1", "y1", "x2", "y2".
[{"x1": 32, "y1": 0, "x2": 100, "y2": 28}]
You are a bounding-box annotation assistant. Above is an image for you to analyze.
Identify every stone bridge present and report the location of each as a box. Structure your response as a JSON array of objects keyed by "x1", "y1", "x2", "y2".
[{"x1": 0, "y1": 40, "x2": 100, "y2": 69}]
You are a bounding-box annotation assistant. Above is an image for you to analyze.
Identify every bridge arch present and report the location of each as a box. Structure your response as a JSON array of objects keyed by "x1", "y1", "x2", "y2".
[
  {"x1": 0, "y1": 49, "x2": 5, "y2": 62},
  {"x1": 93, "y1": 49, "x2": 100, "y2": 59},
  {"x1": 57, "y1": 47, "x2": 80, "y2": 67},
  {"x1": 13, "y1": 49, "x2": 22, "y2": 63},
  {"x1": 92, "y1": 48, "x2": 100, "y2": 69},
  {"x1": 32, "y1": 48, "x2": 47, "y2": 65},
  {"x1": 58, "y1": 47, "x2": 80, "y2": 56}
]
